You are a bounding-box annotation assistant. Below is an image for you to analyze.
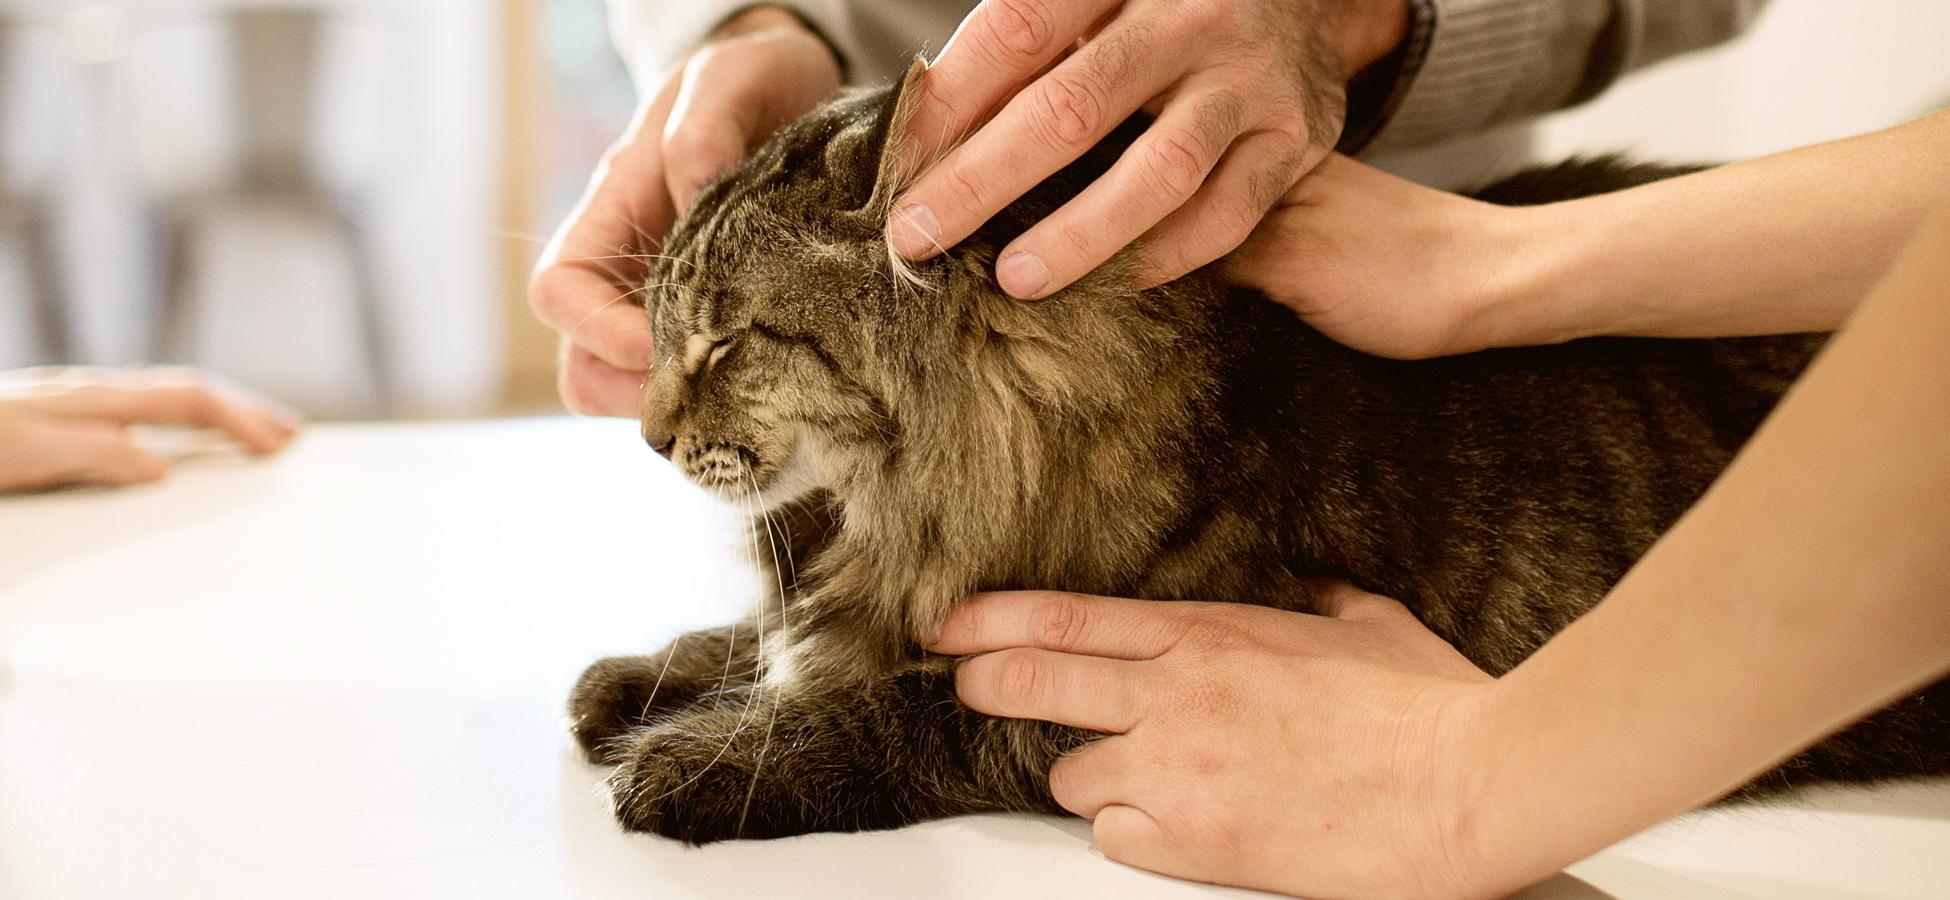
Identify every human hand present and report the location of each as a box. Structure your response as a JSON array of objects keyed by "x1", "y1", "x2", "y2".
[
  {"x1": 0, "y1": 368, "x2": 299, "y2": 493},
  {"x1": 529, "y1": 7, "x2": 841, "y2": 416},
  {"x1": 1221, "y1": 154, "x2": 1555, "y2": 360},
  {"x1": 885, "y1": 0, "x2": 1409, "y2": 300},
  {"x1": 931, "y1": 582, "x2": 1508, "y2": 899}
]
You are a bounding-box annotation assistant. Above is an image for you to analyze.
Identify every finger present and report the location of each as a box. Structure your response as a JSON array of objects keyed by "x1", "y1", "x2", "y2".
[
  {"x1": 1093, "y1": 805, "x2": 1206, "y2": 883},
  {"x1": 998, "y1": 87, "x2": 1247, "y2": 299},
  {"x1": 901, "y1": 0, "x2": 1118, "y2": 173},
  {"x1": 1048, "y1": 736, "x2": 1140, "y2": 819},
  {"x1": 559, "y1": 341, "x2": 649, "y2": 418},
  {"x1": 891, "y1": 18, "x2": 1175, "y2": 261},
  {"x1": 662, "y1": 47, "x2": 768, "y2": 214},
  {"x1": 530, "y1": 265, "x2": 658, "y2": 374},
  {"x1": 954, "y1": 647, "x2": 1145, "y2": 733},
  {"x1": 1135, "y1": 128, "x2": 1318, "y2": 288},
  {"x1": 46, "y1": 421, "x2": 170, "y2": 487},
  {"x1": 663, "y1": 31, "x2": 839, "y2": 214},
  {"x1": 931, "y1": 591, "x2": 1188, "y2": 660},
  {"x1": 1302, "y1": 579, "x2": 1417, "y2": 623},
  {"x1": 28, "y1": 381, "x2": 294, "y2": 454},
  {"x1": 530, "y1": 78, "x2": 680, "y2": 373}
]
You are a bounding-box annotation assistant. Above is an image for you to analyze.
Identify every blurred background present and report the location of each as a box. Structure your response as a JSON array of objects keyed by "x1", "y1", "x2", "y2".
[{"x1": 0, "y1": 0, "x2": 1945, "y2": 420}]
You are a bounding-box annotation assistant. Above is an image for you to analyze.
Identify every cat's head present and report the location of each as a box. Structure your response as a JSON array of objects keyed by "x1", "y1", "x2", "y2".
[{"x1": 639, "y1": 62, "x2": 1192, "y2": 511}]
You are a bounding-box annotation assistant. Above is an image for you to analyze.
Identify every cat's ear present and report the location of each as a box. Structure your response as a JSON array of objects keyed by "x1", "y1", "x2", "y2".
[{"x1": 860, "y1": 57, "x2": 930, "y2": 216}]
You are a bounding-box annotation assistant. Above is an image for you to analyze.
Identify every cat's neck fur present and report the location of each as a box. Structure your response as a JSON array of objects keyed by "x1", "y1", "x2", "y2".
[{"x1": 780, "y1": 266, "x2": 1338, "y2": 681}]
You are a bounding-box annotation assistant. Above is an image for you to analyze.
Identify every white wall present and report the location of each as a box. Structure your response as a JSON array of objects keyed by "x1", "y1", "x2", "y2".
[
  {"x1": 0, "y1": 0, "x2": 505, "y2": 419},
  {"x1": 1537, "y1": 0, "x2": 1950, "y2": 163}
]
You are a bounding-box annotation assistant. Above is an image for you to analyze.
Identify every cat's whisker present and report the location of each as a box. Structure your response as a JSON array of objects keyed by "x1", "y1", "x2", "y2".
[
  {"x1": 622, "y1": 473, "x2": 775, "y2": 813},
  {"x1": 569, "y1": 281, "x2": 698, "y2": 343},
  {"x1": 738, "y1": 460, "x2": 790, "y2": 838}
]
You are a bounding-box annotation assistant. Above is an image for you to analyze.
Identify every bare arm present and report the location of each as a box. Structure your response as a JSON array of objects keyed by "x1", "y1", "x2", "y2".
[
  {"x1": 1464, "y1": 194, "x2": 1950, "y2": 890},
  {"x1": 1498, "y1": 108, "x2": 1950, "y2": 346},
  {"x1": 1229, "y1": 109, "x2": 1950, "y2": 359}
]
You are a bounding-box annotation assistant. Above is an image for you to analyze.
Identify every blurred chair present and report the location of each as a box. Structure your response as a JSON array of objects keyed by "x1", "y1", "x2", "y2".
[
  {"x1": 0, "y1": 13, "x2": 75, "y2": 364},
  {"x1": 149, "y1": 6, "x2": 393, "y2": 412}
]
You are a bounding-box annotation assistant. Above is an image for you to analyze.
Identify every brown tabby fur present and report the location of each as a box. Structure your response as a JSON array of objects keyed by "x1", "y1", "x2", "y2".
[{"x1": 568, "y1": 64, "x2": 1950, "y2": 843}]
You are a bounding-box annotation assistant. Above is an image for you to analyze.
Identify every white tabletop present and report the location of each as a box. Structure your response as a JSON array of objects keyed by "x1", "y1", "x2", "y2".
[{"x1": 2, "y1": 419, "x2": 1945, "y2": 900}]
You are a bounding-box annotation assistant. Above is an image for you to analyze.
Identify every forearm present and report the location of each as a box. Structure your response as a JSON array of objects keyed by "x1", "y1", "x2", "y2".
[
  {"x1": 1496, "y1": 110, "x2": 1950, "y2": 345},
  {"x1": 1461, "y1": 200, "x2": 1950, "y2": 893}
]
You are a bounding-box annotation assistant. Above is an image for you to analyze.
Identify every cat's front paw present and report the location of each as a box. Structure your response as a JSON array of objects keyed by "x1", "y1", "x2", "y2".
[
  {"x1": 608, "y1": 718, "x2": 784, "y2": 844},
  {"x1": 569, "y1": 626, "x2": 761, "y2": 763},
  {"x1": 568, "y1": 655, "x2": 697, "y2": 763}
]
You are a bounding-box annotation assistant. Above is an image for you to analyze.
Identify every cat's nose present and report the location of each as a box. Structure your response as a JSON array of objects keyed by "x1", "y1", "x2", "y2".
[{"x1": 643, "y1": 424, "x2": 676, "y2": 459}]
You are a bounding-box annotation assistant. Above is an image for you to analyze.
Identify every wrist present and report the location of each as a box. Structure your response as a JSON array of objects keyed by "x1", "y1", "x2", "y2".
[
  {"x1": 1420, "y1": 683, "x2": 1540, "y2": 900},
  {"x1": 709, "y1": 6, "x2": 807, "y2": 41},
  {"x1": 1466, "y1": 200, "x2": 1613, "y2": 350},
  {"x1": 708, "y1": 5, "x2": 845, "y2": 82}
]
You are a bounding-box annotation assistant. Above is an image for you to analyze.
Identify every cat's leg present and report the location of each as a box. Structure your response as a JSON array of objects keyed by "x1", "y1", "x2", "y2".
[
  {"x1": 568, "y1": 621, "x2": 763, "y2": 763},
  {"x1": 604, "y1": 664, "x2": 1084, "y2": 843}
]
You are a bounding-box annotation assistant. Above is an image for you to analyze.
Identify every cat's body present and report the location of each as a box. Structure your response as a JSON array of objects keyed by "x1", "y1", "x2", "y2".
[{"x1": 568, "y1": 66, "x2": 1950, "y2": 843}]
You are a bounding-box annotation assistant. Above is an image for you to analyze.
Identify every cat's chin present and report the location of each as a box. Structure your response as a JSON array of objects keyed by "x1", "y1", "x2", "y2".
[{"x1": 696, "y1": 437, "x2": 825, "y2": 514}]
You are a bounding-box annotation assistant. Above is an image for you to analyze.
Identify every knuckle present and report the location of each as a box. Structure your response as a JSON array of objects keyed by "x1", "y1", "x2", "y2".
[
  {"x1": 996, "y1": 649, "x2": 1052, "y2": 708},
  {"x1": 1033, "y1": 593, "x2": 1092, "y2": 649},
  {"x1": 557, "y1": 358, "x2": 606, "y2": 416},
  {"x1": 1034, "y1": 71, "x2": 1107, "y2": 148},
  {"x1": 1209, "y1": 195, "x2": 1263, "y2": 247},
  {"x1": 981, "y1": 0, "x2": 1058, "y2": 60},
  {"x1": 1140, "y1": 127, "x2": 1210, "y2": 199},
  {"x1": 1262, "y1": 104, "x2": 1316, "y2": 154},
  {"x1": 917, "y1": 78, "x2": 973, "y2": 133},
  {"x1": 528, "y1": 269, "x2": 570, "y2": 322},
  {"x1": 934, "y1": 160, "x2": 988, "y2": 218},
  {"x1": 1197, "y1": 90, "x2": 1250, "y2": 141},
  {"x1": 168, "y1": 384, "x2": 218, "y2": 418},
  {"x1": 1044, "y1": 218, "x2": 1098, "y2": 267}
]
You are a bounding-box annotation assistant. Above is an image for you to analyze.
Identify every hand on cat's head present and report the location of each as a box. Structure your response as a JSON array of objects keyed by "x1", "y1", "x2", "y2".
[
  {"x1": 529, "y1": 7, "x2": 841, "y2": 417},
  {"x1": 884, "y1": 0, "x2": 1411, "y2": 301}
]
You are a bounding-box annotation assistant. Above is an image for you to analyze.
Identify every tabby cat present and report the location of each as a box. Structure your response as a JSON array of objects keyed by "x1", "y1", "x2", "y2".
[{"x1": 568, "y1": 62, "x2": 1950, "y2": 843}]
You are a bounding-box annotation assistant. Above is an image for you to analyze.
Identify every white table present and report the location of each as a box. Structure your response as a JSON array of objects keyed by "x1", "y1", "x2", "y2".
[{"x1": 2, "y1": 419, "x2": 1945, "y2": 899}]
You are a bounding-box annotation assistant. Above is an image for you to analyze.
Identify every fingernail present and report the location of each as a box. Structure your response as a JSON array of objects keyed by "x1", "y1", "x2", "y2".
[
  {"x1": 997, "y1": 251, "x2": 1050, "y2": 299},
  {"x1": 888, "y1": 202, "x2": 940, "y2": 259}
]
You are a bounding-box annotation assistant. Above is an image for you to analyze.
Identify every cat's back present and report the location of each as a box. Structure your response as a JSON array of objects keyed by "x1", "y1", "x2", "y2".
[{"x1": 1180, "y1": 266, "x2": 1826, "y2": 669}]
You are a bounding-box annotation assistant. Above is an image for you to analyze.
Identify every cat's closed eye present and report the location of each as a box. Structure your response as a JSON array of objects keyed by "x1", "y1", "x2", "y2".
[
  {"x1": 681, "y1": 333, "x2": 739, "y2": 377},
  {"x1": 706, "y1": 338, "x2": 736, "y2": 371}
]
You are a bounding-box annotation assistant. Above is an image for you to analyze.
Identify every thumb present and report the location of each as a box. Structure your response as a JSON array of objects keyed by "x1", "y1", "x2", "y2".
[
  {"x1": 661, "y1": 49, "x2": 768, "y2": 215},
  {"x1": 1303, "y1": 578, "x2": 1414, "y2": 623},
  {"x1": 1092, "y1": 805, "x2": 1208, "y2": 884}
]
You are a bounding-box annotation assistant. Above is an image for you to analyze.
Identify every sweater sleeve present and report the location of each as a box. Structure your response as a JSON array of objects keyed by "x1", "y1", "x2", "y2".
[
  {"x1": 1359, "y1": 0, "x2": 1770, "y2": 154},
  {"x1": 603, "y1": 0, "x2": 856, "y2": 85}
]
